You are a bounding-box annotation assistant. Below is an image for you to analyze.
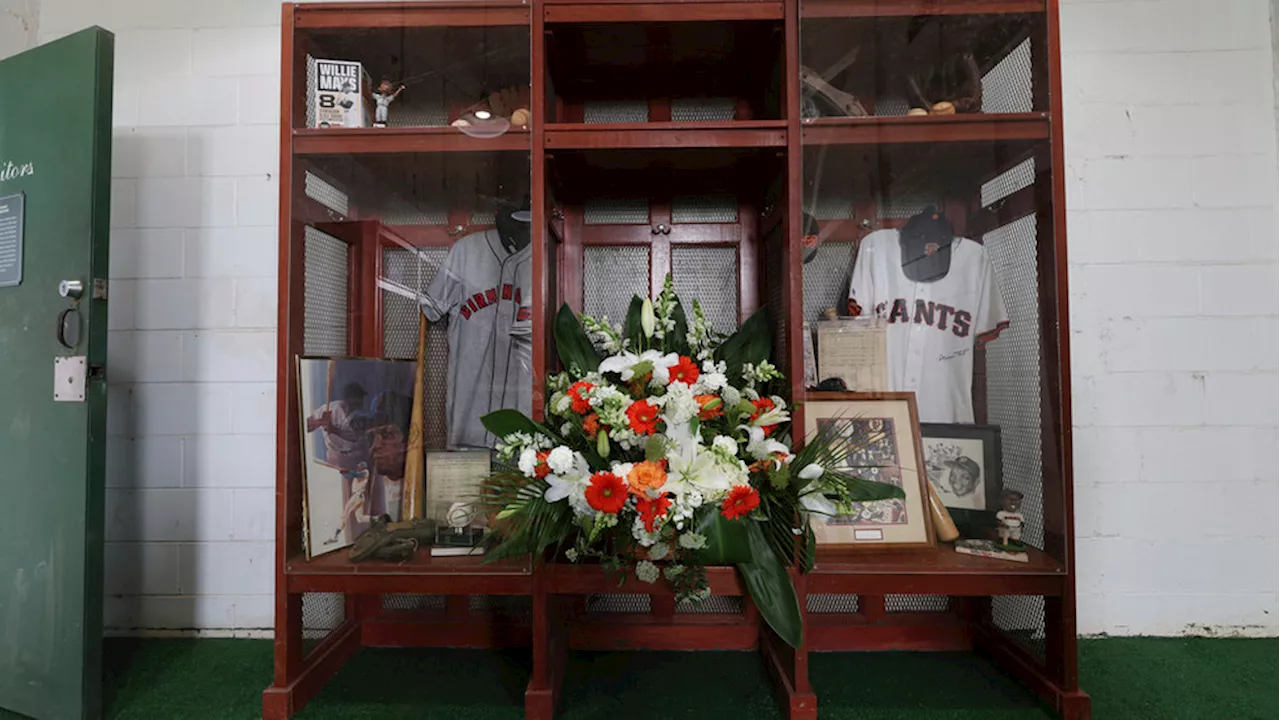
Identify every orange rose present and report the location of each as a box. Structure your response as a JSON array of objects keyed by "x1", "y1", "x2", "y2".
[{"x1": 627, "y1": 460, "x2": 668, "y2": 497}]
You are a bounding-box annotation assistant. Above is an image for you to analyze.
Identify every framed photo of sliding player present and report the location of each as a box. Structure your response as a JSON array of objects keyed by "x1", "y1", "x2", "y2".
[
  {"x1": 297, "y1": 356, "x2": 417, "y2": 558},
  {"x1": 803, "y1": 392, "x2": 935, "y2": 551}
]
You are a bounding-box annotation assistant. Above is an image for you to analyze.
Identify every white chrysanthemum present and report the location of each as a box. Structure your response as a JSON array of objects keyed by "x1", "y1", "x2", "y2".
[
  {"x1": 518, "y1": 448, "x2": 539, "y2": 477},
  {"x1": 721, "y1": 384, "x2": 742, "y2": 408},
  {"x1": 712, "y1": 435, "x2": 738, "y2": 456},
  {"x1": 635, "y1": 560, "x2": 660, "y2": 584},
  {"x1": 547, "y1": 446, "x2": 575, "y2": 475},
  {"x1": 660, "y1": 381, "x2": 700, "y2": 427}
]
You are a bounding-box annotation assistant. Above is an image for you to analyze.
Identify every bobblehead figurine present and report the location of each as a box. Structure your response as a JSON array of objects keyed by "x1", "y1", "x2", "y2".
[
  {"x1": 996, "y1": 489, "x2": 1026, "y2": 551},
  {"x1": 372, "y1": 79, "x2": 405, "y2": 127}
]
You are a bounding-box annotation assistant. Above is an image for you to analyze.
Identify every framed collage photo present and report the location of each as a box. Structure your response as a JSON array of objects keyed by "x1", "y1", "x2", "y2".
[
  {"x1": 803, "y1": 392, "x2": 935, "y2": 551},
  {"x1": 297, "y1": 356, "x2": 417, "y2": 558}
]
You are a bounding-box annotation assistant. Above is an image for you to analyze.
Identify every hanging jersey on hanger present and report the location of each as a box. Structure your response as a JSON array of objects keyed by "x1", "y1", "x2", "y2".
[{"x1": 847, "y1": 228, "x2": 1009, "y2": 424}]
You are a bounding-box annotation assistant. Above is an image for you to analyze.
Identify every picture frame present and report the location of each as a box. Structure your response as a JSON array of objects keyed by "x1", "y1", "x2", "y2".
[
  {"x1": 803, "y1": 392, "x2": 936, "y2": 551},
  {"x1": 297, "y1": 356, "x2": 418, "y2": 558},
  {"x1": 920, "y1": 423, "x2": 1003, "y2": 539},
  {"x1": 919, "y1": 423, "x2": 1003, "y2": 511}
]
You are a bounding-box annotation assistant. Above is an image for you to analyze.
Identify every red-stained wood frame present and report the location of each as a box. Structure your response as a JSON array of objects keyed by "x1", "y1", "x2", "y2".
[{"x1": 267, "y1": 2, "x2": 1086, "y2": 719}]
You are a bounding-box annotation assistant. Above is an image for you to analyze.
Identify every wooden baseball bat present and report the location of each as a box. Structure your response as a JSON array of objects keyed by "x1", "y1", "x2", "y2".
[
  {"x1": 926, "y1": 481, "x2": 960, "y2": 543},
  {"x1": 401, "y1": 312, "x2": 428, "y2": 520}
]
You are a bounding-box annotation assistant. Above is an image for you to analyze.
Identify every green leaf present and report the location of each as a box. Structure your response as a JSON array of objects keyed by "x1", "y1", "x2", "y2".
[
  {"x1": 715, "y1": 307, "x2": 772, "y2": 383},
  {"x1": 695, "y1": 512, "x2": 752, "y2": 564},
  {"x1": 827, "y1": 470, "x2": 907, "y2": 502},
  {"x1": 643, "y1": 435, "x2": 669, "y2": 463},
  {"x1": 554, "y1": 303, "x2": 601, "y2": 374},
  {"x1": 623, "y1": 296, "x2": 646, "y2": 350},
  {"x1": 668, "y1": 297, "x2": 691, "y2": 356},
  {"x1": 480, "y1": 408, "x2": 556, "y2": 442},
  {"x1": 737, "y1": 522, "x2": 803, "y2": 649},
  {"x1": 767, "y1": 463, "x2": 791, "y2": 490}
]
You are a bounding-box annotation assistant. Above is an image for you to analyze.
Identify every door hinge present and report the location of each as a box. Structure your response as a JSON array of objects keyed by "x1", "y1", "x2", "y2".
[{"x1": 92, "y1": 278, "x2": 108, "y2": 300}]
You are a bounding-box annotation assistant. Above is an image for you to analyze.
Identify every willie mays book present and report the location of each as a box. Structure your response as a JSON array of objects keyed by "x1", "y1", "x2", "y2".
[{"x1": 954, "y1": 539, "x2": 1029, "y2": 563}]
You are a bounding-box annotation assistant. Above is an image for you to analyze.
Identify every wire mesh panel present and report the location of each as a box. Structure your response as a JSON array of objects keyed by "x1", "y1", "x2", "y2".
[
  {"x1": 671, "y1": 97, "x2": 737, "y2": 122},
  {"x1": 385, "y1": 104, "x2": 449, "y2": 128},
  {"x1": 886, "y1": 595, "x2": 951, "y2": 613},
  {"x1": 584, "y1": 197, "x2": 650, "y2": 225},
  {"x1": 676, "y1": 596, "x2": 745, "y2": 614},
  {"x1": 982, "y1": 37, "x2": 1033, "y2": 114},
  {"x1": 382, "y1": 594, "x2": 447, "y2": 612},
  {"x1": 301, "y1": 592, "x2": 345, "y2": 655},
  {"x1": 303, "y1": 227, "x2": 349, "y2": 356},
  {"x1": 809, "y1": 196, "x2": 854, "y2": 221},
  {"x1": 807, "y1": 594, "x2": 859, "y2": 613},
  {"x1": 304, "y1": 171, "x2": 349, "y2": 218},
  {"x1": 672, "y1": 246, "x2": 738, "y2": 334},
  {"x1": 991, "y1": 595, "x2": 1047, "y2": 663},
  {"x1": 762, "y1": 228, "x2": 787, "y2": 377},
  {"x1": 802, "y1": 241, "x2": 856, "y2": 323},
  {"x1": 584, "y1": 99, "x2": 650, "y2": 123},
  {"x1": 586, "y1": 594, "x2": 651, "y2": 613},
  {"x1": 981, "y1": 157, "x2": 1036, "y2": 209},
  {"x1": 983, "y1": 214, "x2": 1045, "y2": 550},
  {"x1": 583, "y1": 245, "x2": 650, "y2": 327},
  {"x1": 383, "y1": 247, "x2": 450, "y2": 450},
  {"x1": 671, "y1": 195, "x2": 738, "y2": 224}
]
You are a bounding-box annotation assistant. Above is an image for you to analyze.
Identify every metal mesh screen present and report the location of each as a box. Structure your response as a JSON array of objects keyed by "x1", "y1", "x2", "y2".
[
  {"x1": 383, "y1": 247, "x2": 450, "y2": 450},
  {"x1": 385, "y1": 104, "x2": 449, "y2": 128},
  {"x1": 584, "y1": 99, "x2": 650, "y2": 123},
  {"x1": 584, "y1": 197, "x2": 650, "y2": 225},
  {"x1": 763, "y1": 227, "x2": 787, "y2": 377},
  {"x1": 671, "y1": 97, "x2": 737, "y2": 122},
  {"x1": 583, "y1": 246, "x2": 650, "y2": 326},
  {"x1": 470, "y1": 202, "x2": 496, "y2": 227},
  {"x1": 382, "y1": 594, "x2": 447, "y2": 612},
  {"x1": 874, "y1": 96, "x2": 911, "y2": 117},
  {"x1": 672, "y1": 195, "x2": 738, "y2": 224},
  {"x1": 802, "y1": 241, "x2": 856, "y2": 323},
  {"x1": 379, "y1": 205, "x2": 449, "y2": 226},
  {"x1": 810, "y1": 196, "x2": 854, "y2": 221},
  {"x1": 886, "y1": 595, "x2": 951, "y2": 613},
  {"x1": 303, "y1": 227, "x2": 349, "y2": 356},
  {"x1": 877, "y1": 192, "x2": 939, "y2": 219},
  {"x1": 982, "y1": 157, "x2": 1036, "y2": 209},
  {"x1": 586, "y1": 594, "x2": 651, "y2": 613},
  {"x1": 304, "y1": 171, "x2": 349, "y2": 218},
  {"x1": 672, "y1": 246, "x2": 738, "y2": 334},
  {"x1": 982, "y1": 37, "x2": 1034, "y2": 114},
  {"x1": 808, "y1": 594, "x2": 859, "y2": 613},
  {"x1": 301, "y1": 592, "x2": 345, "y2": 654},
  {"x1": 982, "y1": 214, "x2": 1045, "y2": 550},
  {"x1": 991, "y1": 595, "x2": 1047, "y2": 663},
  {"x1": 676, "y1": 596, "x2": 745, "y2": 614},
  {"x1": 305, "y1": 55, "x2": 317, "y2": 128}
]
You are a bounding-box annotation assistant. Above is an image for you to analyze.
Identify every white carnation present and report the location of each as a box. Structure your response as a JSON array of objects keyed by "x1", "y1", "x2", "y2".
[
  {"x1": 721, "y1": 385, "x2": 742, "y2": 408},
  {"x1": 712, "y1": 435, "x2": 738, "y2": 456},
  {"x1": 661, "y1": 381, "x2": 700, "y2": 427},
  {"x1": 518, "y1": 448, "x2": 539, "y2": 477},
  {"x1": 547, "y1": 446, "x2": 575, "y2": 475}
]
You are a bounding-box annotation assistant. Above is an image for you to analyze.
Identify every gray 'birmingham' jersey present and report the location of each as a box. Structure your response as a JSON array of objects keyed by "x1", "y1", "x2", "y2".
[{"x1": 420, "y1": 229, "x2": 532, "y2": 450}]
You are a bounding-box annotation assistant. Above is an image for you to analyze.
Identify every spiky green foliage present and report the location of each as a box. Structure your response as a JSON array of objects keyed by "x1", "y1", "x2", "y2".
[{"x1": 472, "y1": 470, "x2": 574, "y2": 562}]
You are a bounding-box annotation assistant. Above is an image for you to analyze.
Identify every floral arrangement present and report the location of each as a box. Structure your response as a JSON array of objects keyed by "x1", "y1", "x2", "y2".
[{"x1": 478, "y1": 277, "x2": 903, "y2": 647}]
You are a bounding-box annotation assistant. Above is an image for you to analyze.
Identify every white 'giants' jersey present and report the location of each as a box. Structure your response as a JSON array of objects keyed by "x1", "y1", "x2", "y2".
[
  {"x1": 420, "y1": 229, "x2": 533, "y2": 449},
  {"x1": 847, "y1": 229, "x2": 1009, "y2": 424}
]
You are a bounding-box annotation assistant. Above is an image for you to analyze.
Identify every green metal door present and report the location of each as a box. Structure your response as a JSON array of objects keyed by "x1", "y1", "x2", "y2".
[{"x1": 0, "y1": 27, "x2": 114, "y2": 720}]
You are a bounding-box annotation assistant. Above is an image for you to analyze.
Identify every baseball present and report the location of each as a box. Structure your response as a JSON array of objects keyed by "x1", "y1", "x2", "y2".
[
  {"x1": 510, "y1": 108, "x2": 531, "y2": 126},
  {"x1": 907, "y1": 108, "x2": 929, "y2": 116},
  {"x1": 930, "y1": 101, "x2": 956, "y2": 115}
]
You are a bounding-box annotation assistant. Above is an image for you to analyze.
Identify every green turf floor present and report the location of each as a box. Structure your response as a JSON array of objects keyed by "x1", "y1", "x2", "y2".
[{"x1": 4, "y1": 637, "x2": 1275, "y2": 719}]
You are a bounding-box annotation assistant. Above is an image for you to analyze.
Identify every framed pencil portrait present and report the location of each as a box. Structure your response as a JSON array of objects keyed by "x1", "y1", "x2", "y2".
[
  {"x1": 920, "y1": 423, "x2": 1002, "y2": 538},
  {"x1": 803, "y1": 392, "x2": 935, "y2": 551}
]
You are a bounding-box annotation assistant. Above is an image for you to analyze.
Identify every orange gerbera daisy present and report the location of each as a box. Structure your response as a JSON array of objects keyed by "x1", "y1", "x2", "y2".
[
  {"x1": 637, "y1": 493, "x2": 673, "y2": 532},
  {"x1": 582, "y1": 412, "x2": 602, "y2": 439},
  {"x1": 720, "y1": 485, "x2": 760, "y2": 520},
  {"x1": 694, "y1": 394, "x2": 723, "y2": 420},
  {"x1": 668, "y1": 355, "x2": 699, "y2": 385},
  {"x1": 533, "y1": 450, "x2": 551, "y2": 479},
  {"x1": 568, "y1": 381, "x2": 595, "y2": 414},
  {"x1": 585, "y1": 472, "x2": 628, "y2": 514},
  {"x1": 626, "y1": 400, "x2": 660, "y2": 435},
  {"x1": 749, "y1": 397, "x2": 778, "y2": 436},
  {"x1": 627, "y1": 460, "x2": 668, "y2": 497}
]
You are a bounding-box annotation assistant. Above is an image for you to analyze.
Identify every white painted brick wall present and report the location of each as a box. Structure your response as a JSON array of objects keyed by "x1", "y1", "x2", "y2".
[
  {"x1": 25, "y1": 0, "x2": 1277, "y2": 637},
  {"x1": 1062, "y1": 0, "x2": 1278, "y2": 637}
]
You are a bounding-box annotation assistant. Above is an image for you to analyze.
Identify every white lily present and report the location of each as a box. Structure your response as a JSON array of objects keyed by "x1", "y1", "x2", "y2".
[
  {"x1": 743, "y1": 426, "x2": 792, "y2": 464},
  {"x1": 750, "y1": 396, "x2": 791, "y2": 429},
  {"x1": 796, "y1": 463, "x2": 839, "y2": 516},
  {"x1": 598, "y1": 349, "x2": 680, "y2": 383},
  {"x1": 664, "y1": 423, "x2": 739, "y2": 498},
  {"x1": 544, "y1": 473, "x2": 578, "y2": 502}
]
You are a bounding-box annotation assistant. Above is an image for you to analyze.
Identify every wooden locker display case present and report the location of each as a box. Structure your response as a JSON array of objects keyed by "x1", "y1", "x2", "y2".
[{"x1": 267, "y1": 1, "x2": 1086, "y2": 719}]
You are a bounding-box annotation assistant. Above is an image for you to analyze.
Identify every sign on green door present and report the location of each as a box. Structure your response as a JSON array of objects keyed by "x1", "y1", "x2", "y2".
[{"x1": 0, "y1": 27, "x2": 114, "y2": 720}]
